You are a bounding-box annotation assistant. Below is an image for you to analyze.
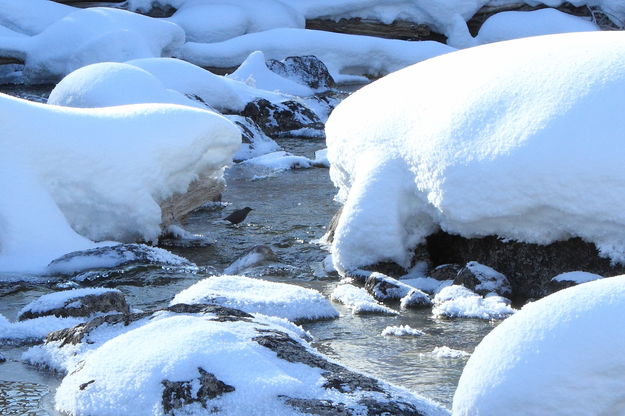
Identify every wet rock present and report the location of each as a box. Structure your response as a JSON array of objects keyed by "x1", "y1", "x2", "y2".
[
  {"x1": 365, "y1": 272, "x2": 413, "y2": 301},
  {"x1": 240, "y1": 98, "x2": 325, "y2": 138},
  {"x1": 454, "y1": 261, "x2": 511, "y2": 297},
  {"x1": 400, "y1": 289, "x2": 432, "y2": 309},
  {"x1": 267, "y1": 55, "x2": 336, "y2": 90},
  {"x1": 162, "y1": 368, "x2": 235, "y2": 414},
  {"x1": 18, "y1": 288, "x2": 130, "y2": 321},
  {"x1": 429, "y1": 264, "x2": 462, "y2": 281},
  {"x1": 224, "y1": 245, "x2": 279, "y2": 275}
]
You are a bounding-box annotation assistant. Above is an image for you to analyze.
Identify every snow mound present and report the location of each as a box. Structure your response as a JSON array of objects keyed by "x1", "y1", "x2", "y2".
[
  {"x1": 433, "y1": 286, "x2": 514, "y2": 320},
  {"x1": 0, "y1": 313, "x2": 85, "y2": 345},
  {"x1": 381, "y1": 325, "x2": 424, "y2": 337},
  {"x1": 453, "y1": 274, "x2": 625, "y2": 415},
  {"x1": 431, "y1": 346, "x2": 470, "y2": 359},
  {"x1": 227, "y1": 50, "x2": 314, "y2": 96},
  {"x1": 0, "y1": 0, "x2": 74, "y2": 36},
  {"x1": 331, "y1": 284, "x2": 398, "y2": 315},
  {"x1": 326, "y1": 31, "x2": 625, "y2": 272},
  {"x1": 0, "y1": 93, "x2": 239, "y2": 273},
  {"x1": 182, "y1": 28, "x2": 454, "y2": 81},
  {"x1": 551, "y1": 270, "x2": 603, "y2": 284},
  {"x1": 1, "y1": 7, "x2": 185, "y2": 82},
  {"x1": 476, "y1": 8, "x2": 599, "y2": 45},
  {"x1": 171, "y1": 275, "x2": 338, "y2": 322}
]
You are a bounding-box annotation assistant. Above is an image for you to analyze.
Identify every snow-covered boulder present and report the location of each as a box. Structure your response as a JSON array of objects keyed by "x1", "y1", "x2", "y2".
[
  {"x1": 171, "y1": 275, "x2": 338, "y2": 322},
  {"x1": 453, "y1": 274, "x2": 625, "y2": 415},
  {"x1": 454, "y1": 261, "x2": 511, "y2": 297},
  {"x1": 432, "y1": 285, "x2": 514, "y2": 320},
  {"x1": 548, "y1": 270, "x2": 603, "y2": 293},
  {"x1": 226, "y1": 115, "x2": 281, "y2": 161},
  {"x1": 381, "y1": 325, "x2": 425, "y2": 337},
  {"x1": 267, "y1": 55, "x2": 336, "y2": 91},
  {"x1": 430, "y1": 346, "x2": 470, "y2": 359},
  {"x1": 48, "y1": 306, "x2": 448, "y2": 416},
  {"x1": 182, "y1": 28, "x2": 454, "y2": 81},
  {"x1": 17, "y1": 288, "x2": 129, "y2": 321},
  {"x1": 429, "y1": 264, "x2": 462, "y2": 281},
  {"x1": 223, "y1": 245, "x2": 279, "y2": 275},
  {"x1": 240, "y1": 151, "x2": 315, "y2": 173},
  {"x1": 330, "y1": 284, "x2": 398, "y2": 315},
  {"x1": 326, "y1": 31, "x2": 625, "y2": 275},
  {"x1": 0, "y1": 7, "x2": 185, "y2": 82},
  {"x1": 0, "y1": 93, "x2": 239, "y2": 273},
  {"x1": 240, "y1": 98, "x2": 325, "y2": 138},
  {"x1": 0, "y1": 313, "x2": 85, "y2": 346},
  {"x1": 0, "y1": 0, "x2": 74, "y2": 36},
  {"x1": 476, "y1": 8, "x2": 599, "y2": 45}
]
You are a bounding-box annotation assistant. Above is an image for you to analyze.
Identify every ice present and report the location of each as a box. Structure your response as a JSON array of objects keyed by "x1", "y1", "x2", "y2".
[
  {"x1": 454, "y1": 274, "x2": 625, "y2": 415},
  {"x1": 326, "y1": 31, "x2": 625, "y2": 272},
  {"x1": 331, "y1": 284, "x2": 398, "y2": 315},
  {"x1": 171, "y1": 275, "x2": 338, "y2": 322}
]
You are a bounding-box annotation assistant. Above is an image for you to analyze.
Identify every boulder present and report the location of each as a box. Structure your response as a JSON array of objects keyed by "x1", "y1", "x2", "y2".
[
  {"x1": 267, "y1": 55, "x2": 336, "y2": 90},
  {"x1": 400, "y1": 289, "x2": 432, "y2": 309},
  {"x1": 454, "y1": 261, "x2": 511, "y2": 297},
  {"x1": 240, "y1": 98, "x2": 324, "y2": 138},
  {"x1": 547, "y1": 271, "x2": 603, "y2": 294},
  {"x1": 429, "y1": 264, "x2": 461, "y2": 281}
]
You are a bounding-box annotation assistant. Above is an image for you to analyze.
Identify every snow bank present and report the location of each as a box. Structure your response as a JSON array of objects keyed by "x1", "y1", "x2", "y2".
[
  {"x1": 0, "y1": 93, "x2": 239, "y2": 273},
  {"x1": 171, "y1": 275, "x2": 338, "y2": 322},
  {"x1": 551, "y1": 270, "x2": 603, "y2": 284},
  {"x1": 182, "y1": 28, "x2": 454, "y2": 80},
  {"x1": 381, "y1": 325, "x2": 424, "y2": 337},
  {"x1": 331, "y1": 284, "x2": 398, "y2": 315},
  {"x1": 0, "y1": 7, "x2": 185, "y2": 82},
  {"x1": 432, "y1": 286, "x2": 514, "y2": 320},
  {"x1": 476, "y1": 8, "x2": 599, "y2": 45},
  {"x1": 453, "y1": 274, "x2": 625, "y2": 415},
  {"x1": 326, "y1": 31, "x2": 625, "y2": 272}
]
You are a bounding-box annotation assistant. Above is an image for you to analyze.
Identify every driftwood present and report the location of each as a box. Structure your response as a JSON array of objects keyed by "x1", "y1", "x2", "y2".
[
  {"x1": 306, "y1": 18, "x2": 447, "y2": 43},
  {"x1": 160, "y1": 173, "x2": 224, "y2": 227}
]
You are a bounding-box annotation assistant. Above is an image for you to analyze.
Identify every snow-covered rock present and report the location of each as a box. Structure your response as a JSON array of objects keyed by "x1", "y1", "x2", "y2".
[
  {"x1": 171, "y1": 275, "x2": 338, "y2": 322},
  {"x1": 453, "y1": 274, "x2": 625, "y2": 415},
  {"x1": 223, "y1": 245, "x2": 278, "y2": 275},
  {"x1": 429, "y1": 264, "x2": 462, "y2": 281},
  {"x1": 400, "y1": 289, "x2": 432, "y2": 309},
  {"x1": 226, "y1": 115, "x2": 281, "y2": 161},
  {"x1": 326, "y1": 31, "x2": 625, "y2": 273},
  {"x1": 240, "y1": 98, "x2": 325, "y2": 138},
  {"x1": 381, "y1": 325, "x2": 424, "y2": 337},
  {"x1": 159, "y1": 224, "x2": 214, "y2": 248},
  {"x1": 430, "y1": 346, "x2": 470, "y2": 359},
  {"x1": 0, "y1": 93, "x2": 239, "y2": 273},
  {"x1": 267, "y1": 55, "x2": 336, "y2": 91},
  {"x1": 330, "y1": 284, "x2": 398, "y2": 315},
  {"x1": 0, "y1": 0, "x2": 74, "y2": 36},
  {"x1": 432, "y1": 285, "x2": 514, "y2": 320},
  {"x1": 0, "y1": 313, "x2": 85, "y2": 345},
  {"x1": 52, "y1": 309, "x2": 448, "y2": 416},
  {"x1": 240, "y1": 151, "x2": 314, "y2": 173},
  {"x1": 365, "y1": 272, "x2": 412, "y2": 300},
  {"x1": 401, "y1": 276, "x2": 453, "y2": 295},
  {"x1": 17, "y1": 288, "x2": 128, "y2": 321},
  {"x1": 0, "y1": 7, "x2": 185, "y2": 82},
  {"x1": 182, "y1": 28, "x2": 454, "y2": 81},
  {"x1": 476, "y1": 8, "x2": 599, "y2": 45},
  {"x1": 548, "y1": 270, "x2": 604, "y2": 293},
  {"x1": 454, "y1": 261, "x2": 511, "y2": 297},
  {"x1": 313, "y1": 148, "x2": 330, "y2": 167}
]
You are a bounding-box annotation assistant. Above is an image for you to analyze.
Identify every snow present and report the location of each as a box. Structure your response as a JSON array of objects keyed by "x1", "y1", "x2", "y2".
[
  {"x1": 432, "y1": 286, "x2": 515, "y2": 320},
  {"x1": 0, "y1": 93, "x2": 239, "y2": 273},
  {"x1": 0, "y1": 7, "x2": 185, "y2": 83},
  {"x1": 313, "y1": 148, "x2": 329, "y2": 167},
  {"x1": 240, "y1": 151, "x2": 314, "y2": 172},
  {"x1": 227, "y1": 51, "x2": 314, "y2": 96},
  {"x1": 402, "y1": 277, "x2": 453, "y2": 294},
  {"x1": 182, "y1": 28, "x2": 454, "y2": 81},
  {"x1": 476, "y1": 8, "x2": 599, "y2": 45},
  {"x1": 326, "y1": 31, "x2": 625, "y2": 272},
  {"x1": 0, "y1": 313, "x2": 85, "y2": 344},
  {"x1": 0, "y1": 0, "x2": 74, "y2": 36},
  {"x1": 453, "y1": 274, "x2": 625, "y2": 415},
  {"x1": 171, "y1": 275, "x2": 338, "y2": 322},
  {"x1": 330, "y1": 284, "x2": 398, "y2": 315},
  {"x1": 551, "y1": 270, "x2": 603, "y2": 284},
  {"x1": 431, "y1": 346, "x2": 470, "y2": 359},
  {"x1": 381, "y1": 325, "x2": 424, "y2": 337},
  {"x1": 18, "y1": 288, "x2": 119, "y2": 316}
]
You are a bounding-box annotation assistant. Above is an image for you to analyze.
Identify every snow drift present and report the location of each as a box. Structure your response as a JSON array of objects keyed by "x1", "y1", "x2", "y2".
[{"x1": 326, "y1": 31, "x2": 625, "y2": 272}]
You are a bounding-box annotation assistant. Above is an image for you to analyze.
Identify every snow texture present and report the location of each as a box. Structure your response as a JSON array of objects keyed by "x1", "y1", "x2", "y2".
[
  {"x1": 18, "y1": 288, "x2": 119, "y2": 316},
  {"x1": 0, "y1": 0, "x2": 74, "y2": 36},
  {"x1": 432, "y1": 286, "x2": 515, "y2": 320},
  {"x1": 431, "y1": 346, "x2": 470, "y2": 359},
  {"x1": 182, "y1": 28, "x2": 454, "y2": 81},
  {"x1": 0, "y1": 93, "x2": 239, "y2": 273},
  {"x1": 330, "y1": 284, "x2": 398, "y2": 315},
  {"x1": 381, "y1": 325, "x2": 424, "y2": 337},
  {"x1": 454, "y1": 274, "x2": 625, "y2": 415},
  {"x1": 171, "y1": 275, "x2": 338, "y2": 322},
  {"x1": 326, "y1": 31, "x2": 625, "y2": 272},
  {"x1": 551, "y1": 270, "x2": 603, "y2": 284}
]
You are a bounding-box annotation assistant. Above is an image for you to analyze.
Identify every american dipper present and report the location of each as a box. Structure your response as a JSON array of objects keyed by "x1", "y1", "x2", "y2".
[{"x1": 224, "y1": 207, "x2": 253, "y2": 225}]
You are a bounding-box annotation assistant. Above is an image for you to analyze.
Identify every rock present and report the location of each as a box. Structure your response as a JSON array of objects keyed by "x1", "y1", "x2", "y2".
[
  {"x1": 0, "y1": 353, "x2": 5, "y2": 363},
  {"x1": 266, "y1": 55, "x2": 336, "y2": 90},
  {"x1": 400, "y1": 289, "x2": 432, "y2": 309},
  {"x1": 429, "y1": 264, "x2": 461, "y2": 281},
  {"x1": 225, "y1": 115, "x2": 280, "y2": 162},
  {"x1": 240, "y1": 98, "x2": 325, "y2": 138},
  {"x1": 18, "y1": 288, "x2": 129, "y2": 321},
  {"x1": 224, "y1": 245, "x2": 279, "y2": 275},
  {"x1": 161, "y1": 367, "x2": 235, "y2": 414},
  {"x1": 365, "y1": 272, "x2": 415, "y2": 301},
  {"x1": 454, "y1": 261, "x2": 511, "y2": 297},
  {"x1": 547, "y1": 271, "x2": 604, "y2": 294}
]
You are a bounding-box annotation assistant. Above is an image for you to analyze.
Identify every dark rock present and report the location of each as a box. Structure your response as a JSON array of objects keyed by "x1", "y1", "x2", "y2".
[
  {"x1": 323, "y1": 206, "x2": 343, "y2": 244},
  {"x1": 365, "y1": 273, "x2": 412, "y2": 301},
  {"x1": 429, "y1": 264, "x2": 461, "y2": 281},
  {"x1": 454, "y1": 261, "x2": 511, "y2": 297},
  {"x1": 240, "y1": 98, "x2": 324, "y2": 138},
  {"x1": 400, "y1": 289, "x2": 432, "y2": 309},
  {"x1": 224, "y1": 115, "x2": 279, "y2": 162},
  {"x1": 267, "y1": 55, "x2": 336, "y2": 90},
  {"x1": 282, "y1": 397, "x2": 350, "y2": 416},
  {"x1": 18, "y1": 290, "x2": 130, "y2": 321},
  {"x1": 546, "y1": 271, "x2": 604, "y2": 295},
  {"x1": 426, "y1": 231, "x2": 625, "y2": 301},
  {"x1": 0, "y1": 353, "x2": 5, "y2": 363},
  {"x1": 162, "y1": 367, "x2": 235, "y2": 414}
]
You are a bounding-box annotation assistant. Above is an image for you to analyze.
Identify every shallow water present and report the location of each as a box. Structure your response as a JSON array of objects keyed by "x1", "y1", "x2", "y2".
[{"x1": 0, "y1": 87, "x2": 496, "y2": 414}]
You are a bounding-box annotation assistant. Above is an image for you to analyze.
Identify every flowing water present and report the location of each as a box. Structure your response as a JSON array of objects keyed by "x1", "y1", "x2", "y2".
[{"x1": 0, "y1": 87, "x2": 497, "y2": 414}]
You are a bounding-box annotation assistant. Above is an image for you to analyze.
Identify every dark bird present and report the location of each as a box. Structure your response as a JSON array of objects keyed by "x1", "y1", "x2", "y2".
[{"x1": 224, "y1": 207, "x2": 253, "y2": 225}]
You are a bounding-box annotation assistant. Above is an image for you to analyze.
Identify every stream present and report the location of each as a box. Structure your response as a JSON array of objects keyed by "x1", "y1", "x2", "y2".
[{"x1": 0, "y1": 86, "x2": 496, "y2": 415}]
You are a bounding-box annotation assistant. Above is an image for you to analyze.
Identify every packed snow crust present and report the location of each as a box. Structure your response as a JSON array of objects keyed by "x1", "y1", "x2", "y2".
[
  {"x1": 0, "y1": 93, "x2": 240, "y2": 273},
  {"x1": 331, "y1": 284, "x2": 398, "y2": 315},
  {"x1": 171, "y1": 275, "x2": 338, "y2": 322},
  {"x1": 327, "y1": 31, "x2": 625, "y2": 273},
  {"x1": 453, "y1": 274, "x2": 625, "y2": 415}
]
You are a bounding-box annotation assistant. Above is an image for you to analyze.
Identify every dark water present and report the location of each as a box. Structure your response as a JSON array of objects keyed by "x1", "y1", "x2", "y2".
[{"x1": 0, "y1": 88, "x2": 496, "y2": 414}]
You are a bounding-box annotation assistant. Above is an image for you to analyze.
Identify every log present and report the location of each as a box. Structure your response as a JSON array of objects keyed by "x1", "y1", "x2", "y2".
[
  {"x1": 160, "y1": 173, "x2": 224, "y2": 227},
  {"x1": 306, "y1": 18, "x2": 447, "y2": 43}
]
